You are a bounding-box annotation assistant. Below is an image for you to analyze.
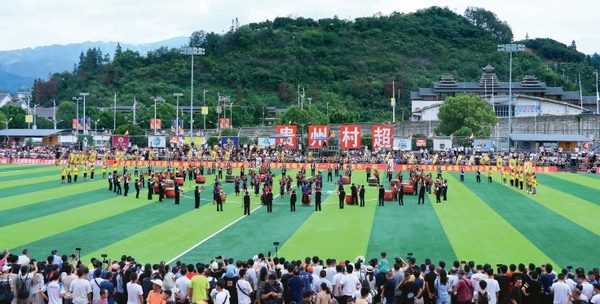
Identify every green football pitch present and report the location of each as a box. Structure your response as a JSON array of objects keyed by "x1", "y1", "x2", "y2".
[{"x1": 1, "y1": 164, "x2": 598, "y2": 270}]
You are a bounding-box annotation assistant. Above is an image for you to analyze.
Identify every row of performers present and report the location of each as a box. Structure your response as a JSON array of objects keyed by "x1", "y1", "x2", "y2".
[{"x1": 206, "y1": 170, "x2": 325, "y2": 206}]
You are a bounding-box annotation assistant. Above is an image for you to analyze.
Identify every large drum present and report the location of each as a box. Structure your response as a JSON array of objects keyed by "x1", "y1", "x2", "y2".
[
  {"x1": 166, "y1": 188, "x2": 175, "y2": 198},
  {"x1": 345, "y1": 194, "x2": 354, "y2": 204},
  {"x1": 174, "y1": 177, "x2": 184, "y2": 186},
  {"x1": 341, "y1": 176, "x2": 350, "y2": 185},
  {"x1": 368, "y1": 177, "x2": 379, "y2": 187},
  {"x1": 384, "y1": 190, "x2": 394, "y2": 201},
  {"x1": 196, "y1": 175, "x2": 206, "y2": 184},
  {"x1": 225, "y1": 174, "x2": 235, "y2": 183},
  {"x1": 402, "y1": 182, "x2": 414, "y2": 194}
]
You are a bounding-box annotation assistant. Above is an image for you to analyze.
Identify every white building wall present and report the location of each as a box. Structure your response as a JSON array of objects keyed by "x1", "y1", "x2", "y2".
[
  {"x1": 411, "y1": 100, "x2": 440, "y2": 113},
  {"x1": 512, "y1": 96, "x2": 583, "y2": 117},
  {"x1": 414, "y1": 96, "x2": 583, "y2": 121}
]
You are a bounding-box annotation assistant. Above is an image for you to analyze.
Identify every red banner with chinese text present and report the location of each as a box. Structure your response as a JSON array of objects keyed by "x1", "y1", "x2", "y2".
[
  {"x1": 372, "y1": 125, "x2": 393, "y2": 149},
  {"x1": 308, "y1": 125, "x2": 329, "y2": 148},
  {"x1": 276, "y1": 125, "x2": 297, "y2": 148},
  {"x1": 340, "y1": 125, "x2": 361, "y2": 149}
]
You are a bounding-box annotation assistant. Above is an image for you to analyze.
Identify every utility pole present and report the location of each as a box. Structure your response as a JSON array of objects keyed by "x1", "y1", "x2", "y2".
[
  {"x1": 173, "y1": 93, "x2": 183, "y2": 137},
  {"x1": 113, "y1": 93, "x2": 117, "y2": 130},
  {"x1": 80, "y1": 92, "x2": 89, "y2": 134},
  {"x1": 498, "y1": 43, "x2": 525, "y2": 148},
  {"x1": 181, "y1": 46, "x2": 205, "y2": 144},
  {"x1": 203, "y1": 89, "x2": 208, "y2": 132},
  {"x1": 132, "y1": 97, "x2": 137, "y2": 124},
  {"x1": 52, "y1": 100, "x2": 57, "y2": 130},
  {"x1": 72, "y1": 96, "x2": 82, "y2": 133},
  {"x1": 579, "y1": 74, "x2": 583, "y2": 110},
  {"x1": 595, "y1": 70, "x2": 599, "y2": 114},
  {"x1": 392, "y1": 79, "x2": 396, "y2": 123}
]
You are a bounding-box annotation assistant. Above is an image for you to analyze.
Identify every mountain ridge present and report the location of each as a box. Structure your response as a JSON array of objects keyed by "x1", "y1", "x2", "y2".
[{"x1": 0, "y1": 36, "x2": 189, "y2": 92}]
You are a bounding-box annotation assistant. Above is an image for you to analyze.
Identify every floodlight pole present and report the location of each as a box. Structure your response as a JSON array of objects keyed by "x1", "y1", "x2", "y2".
[
  {"x1": 498, "y1": 43, "x2": 524, "y2": 148},
  {"x1": 51, "y1": 100, "x2": 57, "y2": 130},
  {"x1": 73, "y1": 96, "x2": 82, "y2": 133},
  {"x1": 151, "y1": 96, "x2": 164, "y2": 135},
  {"x1": 181, "y1": 46, "x2": 205, "y2": 143},
  {"x1": 173, "y1": 93, "x2": 183, "y2": 137},
  {"x1": 3, "y1": 118, "x2": 13, "y2": 129},
  {"x1": 80, "y1": 92, "x2": 89, "y2": 134}
]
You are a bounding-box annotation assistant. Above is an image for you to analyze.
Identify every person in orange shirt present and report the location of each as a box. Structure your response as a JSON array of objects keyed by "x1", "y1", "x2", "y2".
[{"x1": 147, "y1": 280, "x2": 166, "y2": 304}]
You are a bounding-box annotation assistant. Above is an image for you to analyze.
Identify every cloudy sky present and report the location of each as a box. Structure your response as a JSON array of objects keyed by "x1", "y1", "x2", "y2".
[{"x1": 3, "y1": 0, "x2": 598, "y2": 54}]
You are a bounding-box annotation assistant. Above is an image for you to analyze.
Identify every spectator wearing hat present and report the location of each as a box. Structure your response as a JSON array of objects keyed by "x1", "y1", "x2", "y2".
[
  {"x1": 213, "y1": 281, "x2": 230, "y2": 304},
  {"x1": 0, "y1": 264, "x2": 13, "y2": 300},
  {"x1": 147, "y1": 279, "x2": 164, "y2": 304},
  {"x1": 299, "y1": 266, "x2": 314, "y2": 294},
  {"x1": 222, "y1": 265, "x2": 238, "y2": 304}
]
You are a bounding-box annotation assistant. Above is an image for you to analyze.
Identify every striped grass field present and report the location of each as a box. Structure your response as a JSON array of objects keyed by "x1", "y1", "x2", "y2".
[{"x1": 0, "y1": 164, "x2": 597, "y2": 270}]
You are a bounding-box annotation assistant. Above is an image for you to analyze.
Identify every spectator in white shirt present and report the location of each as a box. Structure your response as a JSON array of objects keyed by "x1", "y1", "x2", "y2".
[
  {"x1": 40, "y1": 272, "x2": 65, "y2": 304},
  {"x1": 70, "y1": 268, "x2": 92, "y2": 304},
  {"x1": 213, "y1": 281, "x2": 230, "y2": 304},
  {"x1": 175, "y1": 268, "x2": 190, "y2": 303},
  {"x1": 550, "y1": 274, "x2": 570, "y2": 304},
  {"x1": 590, "y1": 284, "x2": 600, "y2": 304},
  {"x1": 236, "y1": 269, "x2": 253, "y2": 304},
  {"x1": 484, "y1": 268, "x2": 500, "y2": 304},
  {"x1": 17, "y1": 250, "x2": 30, "y2": 266},
  {"x1": 578, "y1": 273, "x2": 593, "y2": 300}
]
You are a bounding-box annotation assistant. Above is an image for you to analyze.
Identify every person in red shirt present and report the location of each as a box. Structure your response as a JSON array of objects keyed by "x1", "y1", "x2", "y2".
[
  {"x1": 455, "y1": 270, "x2": 474, "y2": 304},
  {"x1": 186, "y1": 265, "x2": 198, "y2": 280}
]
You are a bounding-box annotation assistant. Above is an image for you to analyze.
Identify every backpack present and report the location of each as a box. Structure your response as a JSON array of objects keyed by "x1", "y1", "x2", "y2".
[
  {"x1": 17, "y1": 276, "x2": 30, "y2": 299},
  {"x1": 477, "y1": 291, "x2": 489, "y2": 304},
  {"x1": 361, "y1": 274, "x2": 370, "y2": 289},
  {"x1": 208, "y1": 277, "x2": 217, "y2": 291},
  {"x1": 0, "y1": 277, "x2": 14, "y2": 302}
]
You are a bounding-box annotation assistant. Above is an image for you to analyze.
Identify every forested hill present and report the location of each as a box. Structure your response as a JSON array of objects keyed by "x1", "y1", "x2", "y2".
[{"x1": 32, "y1": 6, "x2": 600, "y2": 128}]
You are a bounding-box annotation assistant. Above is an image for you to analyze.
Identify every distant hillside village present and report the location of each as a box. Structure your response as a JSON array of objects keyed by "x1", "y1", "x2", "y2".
[
  {"x1": 410, "y1": 65, "x2": 599, "y2": 121},
  {"x1": 0, "y1": 92, "x2": 31, "y2": 110}
]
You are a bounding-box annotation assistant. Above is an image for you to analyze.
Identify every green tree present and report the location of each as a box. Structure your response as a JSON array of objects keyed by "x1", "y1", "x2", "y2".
[
  {"x1": 114, "y1": 123, "x2": 146, "y2": 147},
  {"x1": 279, "y1": 105, "x2": 329, "y2": 125},
  {"x1": 0, "y1": 111, "x2": 8, "y2": 129},
  {"x1": 56, "y1": 101, "x2": 77, "y2": 129},
  {"x1": 435, "y1": 93, "x2": 497, "y2": 137},
  {"x1": 464, "y1": 7, "x2": 513, "y2": 43},
  {"x1": 0, "y1": 105, "x2": 28, "y2": 129}
]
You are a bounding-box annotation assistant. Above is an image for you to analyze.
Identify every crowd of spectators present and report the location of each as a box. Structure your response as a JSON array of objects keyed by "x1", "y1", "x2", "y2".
[
  {"x1": 0, "y1": 142, "x2": 598, "y2": 172},
  {"x1": 2, "y1": 248, "x2": 600, "y2": 304}
]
